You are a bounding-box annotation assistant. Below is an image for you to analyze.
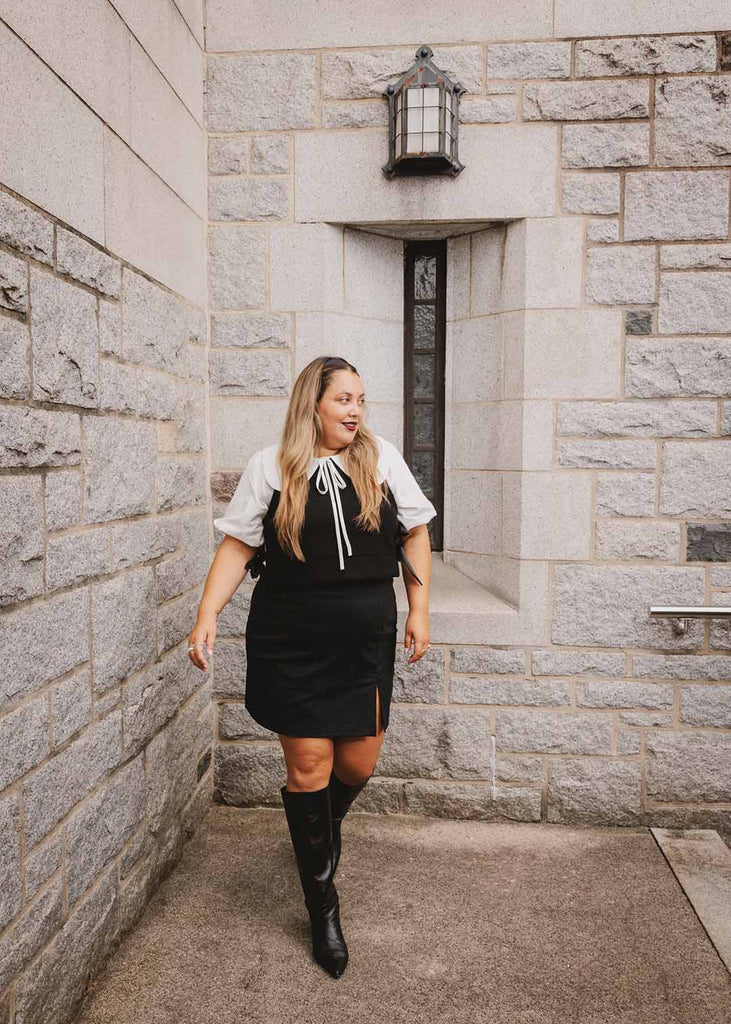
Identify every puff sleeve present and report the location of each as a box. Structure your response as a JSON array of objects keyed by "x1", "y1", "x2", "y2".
[
  {"x1": 213, "y1": 449, "x2": 272, "y2": 547},
  {"x1": 381, "y1": 438, "x2": 438, "y2": 532}
]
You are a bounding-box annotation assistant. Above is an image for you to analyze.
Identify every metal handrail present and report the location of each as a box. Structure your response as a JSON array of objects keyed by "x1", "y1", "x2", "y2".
[{"x1": 648, "y1": 606, "x2": 731, "y2": 635}]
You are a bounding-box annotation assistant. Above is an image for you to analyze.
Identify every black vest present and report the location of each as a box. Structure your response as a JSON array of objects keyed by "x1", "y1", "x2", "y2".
[{"x1": 250, "y1": 457, "x2": 402, "y2": 587}]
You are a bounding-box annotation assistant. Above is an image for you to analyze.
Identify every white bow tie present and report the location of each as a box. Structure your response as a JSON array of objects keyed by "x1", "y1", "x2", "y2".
[{"x1": 314, "y1": 458, "x2": 353, "y2": 571}]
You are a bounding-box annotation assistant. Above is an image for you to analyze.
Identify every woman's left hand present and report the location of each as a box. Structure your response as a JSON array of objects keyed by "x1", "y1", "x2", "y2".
[{"x1": 404, "y1": 610, "x2": 430, "y2": 664}]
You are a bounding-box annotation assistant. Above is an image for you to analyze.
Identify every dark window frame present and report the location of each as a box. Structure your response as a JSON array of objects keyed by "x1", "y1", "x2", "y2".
[{"x1": 403, "y1": 239, "x2": 446, "y2": 551}]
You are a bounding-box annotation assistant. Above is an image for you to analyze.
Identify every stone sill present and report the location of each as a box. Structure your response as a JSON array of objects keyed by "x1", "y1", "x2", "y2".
[{"x1": 394, "y1": 552, "x2": 523, "y2": 646}]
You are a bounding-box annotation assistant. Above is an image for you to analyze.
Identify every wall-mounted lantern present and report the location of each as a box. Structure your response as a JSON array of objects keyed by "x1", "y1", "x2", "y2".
[{"x1": 382, "y1": 44, "x2": 466, "y2": 179}]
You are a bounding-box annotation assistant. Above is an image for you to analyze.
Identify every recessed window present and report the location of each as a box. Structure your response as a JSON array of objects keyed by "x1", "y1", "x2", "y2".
[{"x1": 403, "y1": 240, "x2": 446, "y2": 550}]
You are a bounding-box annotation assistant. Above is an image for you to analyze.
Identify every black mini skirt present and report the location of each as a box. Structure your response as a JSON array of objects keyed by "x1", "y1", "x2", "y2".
[{"x1": 244, "y1": 577, "x2": 398, "y2": 738}]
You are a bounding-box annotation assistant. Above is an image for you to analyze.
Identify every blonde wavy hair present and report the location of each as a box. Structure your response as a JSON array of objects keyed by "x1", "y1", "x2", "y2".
[{"x1": 274, "y1": 355, "x2": 390, "y2": 561}]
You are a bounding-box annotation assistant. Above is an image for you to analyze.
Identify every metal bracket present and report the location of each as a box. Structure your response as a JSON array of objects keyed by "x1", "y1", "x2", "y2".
[{"x1": 648, "y1": 606, "x2": 731, "y2": 636}]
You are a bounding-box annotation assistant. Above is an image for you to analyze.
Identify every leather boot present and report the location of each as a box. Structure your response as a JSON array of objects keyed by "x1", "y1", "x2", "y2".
[
  {"x1": 280, "y1": 783, "x2": 348, "y2": 978},
  {"x1": 328, "y1": 770, "x2": 371, "y2": 878}
]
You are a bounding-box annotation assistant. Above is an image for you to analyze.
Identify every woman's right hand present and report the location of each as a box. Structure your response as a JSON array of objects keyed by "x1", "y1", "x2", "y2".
[{"x1": 188, "y1": 609, "x2": 217, "y2": 671}]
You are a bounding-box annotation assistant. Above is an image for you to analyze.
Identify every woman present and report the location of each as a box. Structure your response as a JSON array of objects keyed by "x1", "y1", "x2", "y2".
[{"x1": 188, "y1": 355, "x2": 436, "y2": 979}]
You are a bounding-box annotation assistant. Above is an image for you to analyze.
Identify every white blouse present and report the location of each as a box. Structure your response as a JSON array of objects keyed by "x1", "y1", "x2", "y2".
[{"x1": 213, "y1": 433, "x2": 437, "y2": 552}]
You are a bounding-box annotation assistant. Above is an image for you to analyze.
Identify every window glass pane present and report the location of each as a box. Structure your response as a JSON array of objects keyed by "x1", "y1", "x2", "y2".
[
  {"x1": 414, "y1": 352, "x2": 435, "y2": 397},
  {"x1": 414, "y1": 304, "x2": 436, "y2": 347},
  {"x1": 414, "y1": 403, "x2": 436, "y2": 446},
  {"x1": 413, "y1": 451, "x2": 435, "y2": 496},
  {"x1": 414, "y1": 256, "x2": 436, "y2": 300}
]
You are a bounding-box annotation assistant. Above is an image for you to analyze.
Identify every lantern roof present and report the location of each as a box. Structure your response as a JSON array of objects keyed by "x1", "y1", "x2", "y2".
[{"x1": 383, "y1": 44, "x2": 467, "y2": 100}]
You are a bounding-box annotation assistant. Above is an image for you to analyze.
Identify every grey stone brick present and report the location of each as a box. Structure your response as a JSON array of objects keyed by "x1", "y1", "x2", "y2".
[
  {"x1": 587, "y1": 218, "x2": 619, "y2": 243},
  {"x1": 210, "y1": 312, "x2": 291, "y2": 349},
  {"x1": 557, "y1": 399, "x2": 715, "y2": 437},
  {"x1": 586, "y1": 246, "x2": 656, "y2": 304},
  {"x1": 392, "y1": 645, "x2": 444, "y2": 703},
  {"x1": 595, "y1": 472, "x2": 655, "y2": 516},
  {"x1": 377, "y1": 707, "x2": 493, "y2": 779},
  {"x1": 209, "y1": 177, "x2": 289, "y2": 221},
  {"x1": 617, "y1": 731, "x2": 641, "y2": 754},
  {"x1": 0, "y1": 315, "x2": 30, "y2": 399},
  {"x1": 626, "y1": 338, "x2": 731, "y2": 397},
  {"x1": 99, "y1": 360, "x2": 180, "y2": 420},
  {"x1": 633, "y1": 653, "x2": 731, "y2": 680},
  {"x1": 110, "y1": 515, "x2": 181, "y2": 572},
  {"x1": 83, "y1": 416, "x2": 156, "y2": 523},
  {"x1": 154, "y1": 511, "x2": 208, "y2": 602},
  {"x1": 250, "y1": 136, "x2": 291, "y2": 173},
  {"x1": 320, "y1": 47, "x2": 483, "y2": 100},
  {"x1": 156, "y1": 457, "x2": 206, "y2": 513},
  {"x1": 1, "y1": 587, "x2": 89, "y2": 712},
  {"x1": 13, "y1": 867, "x2": 119, "y2": 1024},
  {"x1": 46, "y1": 529, "x2": 111, "y2": 591},
  {"x1": 209, "y1": 349, "x2": 290, "y2": 397},
  {"x1": 209, "y1": 639, "x2": 246, "y2": 700},
  {"x1": 30, "y1": 268, "x2": 99, "y2": 408},
  {"x1": 25, "y1": 833, "x2": 63, "y2": 901},
  {"x1": 660, "y1": 242, "x2": 731, "y2": 269},
  {"x1": 98, "y1": 300, "x2": 121, "y2": 358},
  {"x1": 595, "y1": 520, "x2": 680, "y2": 561},
  {"x1": 495, "y1": 709, "x2": 613, "y2": 754},
  {"x1": 576, "y1": 36, "x2": 716, "y2": 77},
  {"x1": 0, "y1": 695, "x2": 50, "y2": 790},
  {"x1": 562, "y1": 172, "x2": 620, "y2": 214},
  {"x1": 52, "y1": 668, "x2": 92, "y2": 746},
  {"x1": 122, "y1": 269, "x2": 200, "y2": 376},
  {"x1": 321, "y1": 100, "x2": 389, "y2": 128},
  {"x1": 208, "y1": 225, "x2": 266, "y2": 310},
  {"x1": 0, "y1": 474, "x2": 44, "y2": 606},
  {"x1": 0, "y1": 876, "x2": 65, "y2": 991},
  {"x1": 532, "y1": 650, "x2": 626, "y2": 676},
  {"x1": 625, "y1": 309, "x2": 653, "y2": 335},
  {"x1": 450, "y1": 677, "x2": 571, "y2": 706},
  {"x1": 450, "y1": 647, "x2": 526, "y2": 674},
  {"x1": 122, "y1": 653, "x2": 199, "y2": 758},
  {"x1": 686, "y1": 523, "x2": 731, "y2": 562},
  {"x1": 495, "y1": 755, "x2": 544, "y2": 783},
  {"x1": 0, "y1": 248, "x2": 28, "y2": 312},
  {"x1": 146, "y1": 685, "x2": 211, "y2": 833},
  {"x1": 547, "y1": 758, "x2": 641, "y2": 825},
  {"x1": 524, "y1": 80, "x2": 650, "y2": 121},
  {"x1": 66, "y1": 758, "x2": 145, "y2": 906},
  {"x1": 557, "y1": 439, "x2": 656, "y2": 469},
  {"x1": 22, "y1": 711, "x2": 122, "y2": 849},
  {"x1": 218, "y1": 702, "x2": 274, "y2": 739},
  {"x1": 679, "y1": 684, "x2": 731, "y2": 726},
  {"x1": 208, "y1": 136, "x2": 248, "y2": 175},
  {"x1": 458, "y1": 96, "x2": 516, "y2": 123},
  {"x1": 645, "y1": 730, "x2": 731, "y2": 802},
  {"x1": 401, "y1": 780, "x2": 541, "y2": 822},
  {"x1": 206, "y1": 53, "x2": 317, "y2": 131},
  {"x1": 655, "y1": 76, "x2": 731, "y2": 166},
  {"x1": 562, "y1": 123, "x2": 650, "y2": 168},
  {"x1": 660, "y1": 441, "x2": 731, "y2": 516},
  {"x1": 576, "y1": 679, "x2": 674, "y2": 709},
  {"x1": 0, "y1": 792, "x2": 21, "y2": 930},
  {"x1": 46, "y1": 469, "x2": 82, "y2": 531},
  {"x1": 156, "y1": 588, "x2": 201, "y2": 655},
  {"x1": 91, "y1": 568, "x2": 156, "y2": 693},
  {"x1": 0, "y1": 191, "x2": 53, "y2": 264},
  {"x1": 659, "y1": 271, "x2": 731, "y2": 334},
  {"x1": 625, "y1": 171, "x2": 729, "y2": 241},
  {"x1": 488, "y1": 41, "x2": 571, "y2": 79},
  {"x1": 56, "y1": 228, "x2": 121, "y2": 297},
  {"x1": 552, "y1": 564, "x2": 705, "y2": 648}
]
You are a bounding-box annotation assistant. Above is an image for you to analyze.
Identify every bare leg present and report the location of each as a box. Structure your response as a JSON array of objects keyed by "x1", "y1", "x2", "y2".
[{"x1": 278, "y1": 735, "x2": 334, "y2": 791}]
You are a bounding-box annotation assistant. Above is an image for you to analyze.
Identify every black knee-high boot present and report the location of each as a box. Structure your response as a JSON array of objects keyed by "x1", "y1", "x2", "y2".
[
  {"x1": 280, "y1": 783, "x2": 348, "y2": 978},
  {"x1": 328, "y1": 770, "x2": 371, "y2": 878}
]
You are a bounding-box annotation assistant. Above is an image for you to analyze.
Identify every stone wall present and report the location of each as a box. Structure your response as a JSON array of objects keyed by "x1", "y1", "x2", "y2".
[
  {"x1": 0, "y1": 4, "x2": 210, "y2": 1023},
  {"x1": 207, "y1": 6, "x2": 731, "y2": 845}
]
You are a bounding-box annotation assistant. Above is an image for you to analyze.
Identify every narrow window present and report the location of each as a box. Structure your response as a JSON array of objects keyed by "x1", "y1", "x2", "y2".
[{"x1": 403, "y1": 240, "x2": 445, "y2": 550}]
